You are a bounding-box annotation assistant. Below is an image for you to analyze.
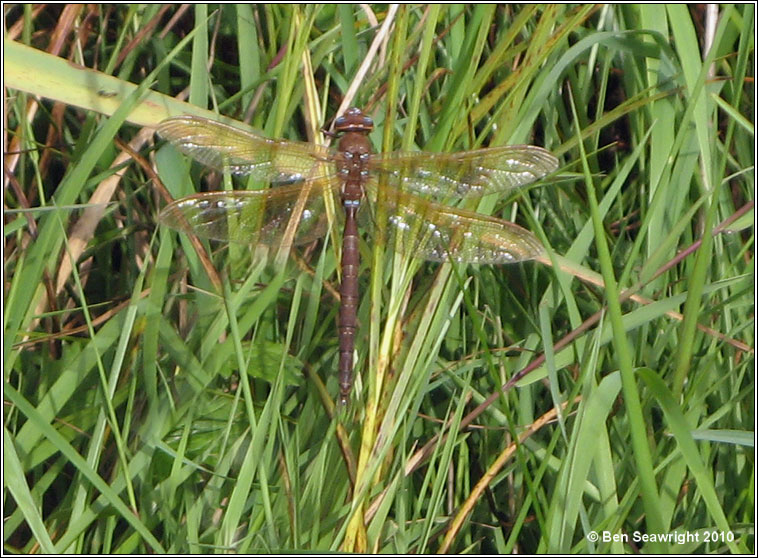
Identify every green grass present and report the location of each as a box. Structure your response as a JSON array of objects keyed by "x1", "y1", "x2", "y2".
[{"x1": 4, "y1": 4, "x2": 754, "y2": 553}]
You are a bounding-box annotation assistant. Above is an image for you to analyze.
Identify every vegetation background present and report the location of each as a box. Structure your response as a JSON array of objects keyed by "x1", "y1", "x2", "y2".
[{"x1": 4, "y1": 4, "x2": 754, "y2": 553}]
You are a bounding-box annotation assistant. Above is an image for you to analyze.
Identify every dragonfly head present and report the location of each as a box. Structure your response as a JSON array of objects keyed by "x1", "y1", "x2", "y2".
[{"x1": 335, "y1": 107, "x2": 373, "y2": 134}]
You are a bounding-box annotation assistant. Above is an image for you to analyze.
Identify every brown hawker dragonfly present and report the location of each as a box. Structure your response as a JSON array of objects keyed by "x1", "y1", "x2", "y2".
[{"x1": 157, "y1": 108, "x2": 559, "y2": 403}]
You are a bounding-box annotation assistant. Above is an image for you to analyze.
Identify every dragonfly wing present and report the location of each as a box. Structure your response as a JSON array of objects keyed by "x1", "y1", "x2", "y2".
[
  {"x1": 159, "y1": 180, "x2": 341, "y2": 248},
  {"x1": 371, "y1": 186, "x2": 544, "y2": 264},
  {"x1": 157, "y1": 115, "x2": 335, "y2": 184},
  {"x1": 368, "y1": 145, "x2": 558, "y2": 198}
]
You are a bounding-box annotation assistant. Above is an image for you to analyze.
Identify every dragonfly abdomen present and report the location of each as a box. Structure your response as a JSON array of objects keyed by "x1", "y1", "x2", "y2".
[{"x1": 338, "y1": 204, "x2": 360, "y2": 405}]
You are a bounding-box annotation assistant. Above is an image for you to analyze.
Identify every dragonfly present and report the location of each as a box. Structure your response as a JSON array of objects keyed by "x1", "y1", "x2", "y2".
[{"x1": 157, "y1": 108, "x2": 559, "y2": 404}]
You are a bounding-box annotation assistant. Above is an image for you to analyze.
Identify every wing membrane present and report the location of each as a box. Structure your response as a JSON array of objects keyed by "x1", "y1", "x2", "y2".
[
  {"x1": 159, "y1": 180, "x2": 341, "y2": 247},
  {"x1": 158, "y1": 115, "x2": 335, "y2": 184},
  {"x1": 367, "y1": 145, "x2": 558, "y2": 198},
  {"x1": 372, "y1": 185, "x2": 544, "y2": 264},
  {"x1": 158, "y1": 114, "x2": 554, "y2": 264}
]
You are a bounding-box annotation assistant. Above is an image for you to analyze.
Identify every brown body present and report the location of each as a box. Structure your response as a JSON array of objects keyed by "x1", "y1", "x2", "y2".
[{"x1": 333, "y1": 108, "x2": 374, "y2": 404}]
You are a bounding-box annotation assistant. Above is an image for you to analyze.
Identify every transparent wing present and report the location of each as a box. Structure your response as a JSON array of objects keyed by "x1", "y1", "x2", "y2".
[
  {"x1": 371, "y1": 185, "x2": 545, "y2": 264},
  {"x1": 158, "y1": 115, "x2": 553, "y2": 263},
  {"x1": 159, "y1": 180, "x2": 341, "y2": 247},
  {"x1": 161, "y1": 183, "x2": 543, "y2": 264},
  {"x1": 157, "y1": 115, "x2": 336, "y2": 184},
  {"x1": 367, "y1": 145, "x2": 559, "y2": 198}
]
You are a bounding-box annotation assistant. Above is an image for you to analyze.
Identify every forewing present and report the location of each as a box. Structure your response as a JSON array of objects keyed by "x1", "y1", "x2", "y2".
[
  {"x1": 371, "y1": 185, "x2": 545, "y2": 264},
  {"x1": 368, "y1": 145, "x2": 558, "y2": 198},
  {"x1": 159, "y1": 180, "x2": 341, "y2": 248},
  {"x1": 157, "y1": 115, "x2": 335, "y2": 184}
]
